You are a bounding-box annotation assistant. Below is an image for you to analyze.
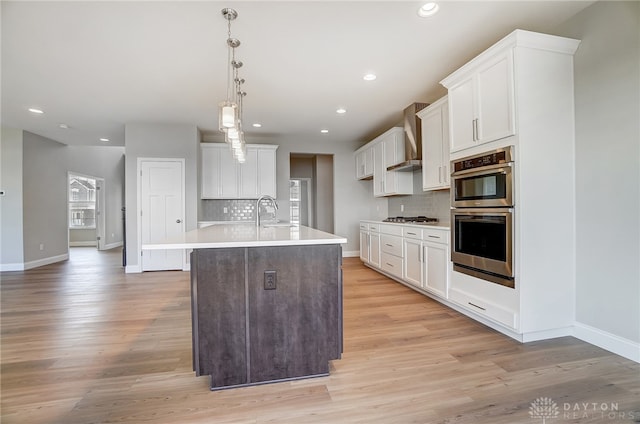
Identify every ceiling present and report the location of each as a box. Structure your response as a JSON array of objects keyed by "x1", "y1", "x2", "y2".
[{"x1": 1, "y1": 1, "x2": 593, "y2": 148}]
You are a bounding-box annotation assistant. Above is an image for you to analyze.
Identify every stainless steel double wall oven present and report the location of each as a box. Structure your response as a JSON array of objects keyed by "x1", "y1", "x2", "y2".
[{"x1": 450, "y1": 146, "x2": 515, "y2": 288}]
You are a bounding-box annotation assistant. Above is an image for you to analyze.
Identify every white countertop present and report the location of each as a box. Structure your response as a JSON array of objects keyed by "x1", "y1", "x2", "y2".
[
  {"x1": 142, "y1": 223, "x2": 347, "y2": 250},
  {"x1": 361, "y1": 220, "x2": 451, "y2": 230}
]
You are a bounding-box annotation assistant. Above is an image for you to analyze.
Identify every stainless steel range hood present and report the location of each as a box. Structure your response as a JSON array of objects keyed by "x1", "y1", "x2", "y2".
[{"x1": 387, "y1": 102, "x2": 429, "y2": 172}]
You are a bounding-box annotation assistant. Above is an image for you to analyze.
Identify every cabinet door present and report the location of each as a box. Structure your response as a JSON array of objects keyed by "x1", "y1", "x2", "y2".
[
  {"x1": 476, "y1": 50, "x2": 515, "y2": 144},
  {"x1": 355, "y1": 151, "x2": 365, "y2": 179},
  {"x1": 239, "y1": 148, "x2": 259, "y2": 198},
  {"x1": 364, "y1": 147, "x2": 374, "y2": 177},
  {"x1": 423, "y1": 241, "x2": 448, "y2": 298},
  {"x1": 256, "y1": 148, "x2": 277, "y2": 197},
  {"x1": 220, "y1": 148, "x2": 239, "y2": 198},
  {"x1": 422, "y1": 102, "x2": 449, "y2": 191},
  {"x1": 372, "y1": 143, "x2": 385, "y2": 197},
  {"x1": 360, "y1": 230, "x2": 370, "y2": 263},
  {"x1": 369, "y1": 232, "x2": 381, "y2": 267},
  {"x1": 448, "y1": 77, "x2": 476, "y2": 153},
  {"x1": 201, "y1": 145, "x2": 222, "y2": 198},
  {"x1": 403, "y1": 239, "x2": 422, "y2": 287}
]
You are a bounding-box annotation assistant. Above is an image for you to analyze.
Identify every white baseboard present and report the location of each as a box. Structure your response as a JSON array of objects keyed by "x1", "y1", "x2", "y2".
[
  {"x1": 70, "y1": 241, "x2": 97, "y2": 247},
  {"x1": 23, "y1": 253, "x2": 69, "y2": 270},
  {"x1": 125, "y1": 264, "x2": 142, "y2": 273},
  {"x1": 1, "y1": 262, "x2": 25, "y2": 272},
  {"x1": 573, "y1": 322, "x2": 640, "y2": 363},
  {"x1": 103, "y1": 241, "x2": 123, "y2": 250},
  {"x1": 342, "y1": 250, "x2": 359, "y2": 258}
]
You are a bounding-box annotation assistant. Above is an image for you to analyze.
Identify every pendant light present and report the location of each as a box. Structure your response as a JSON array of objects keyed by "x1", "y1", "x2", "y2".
[{"x1": 218, "y1": 7, "x2": 249, "y2": 163}]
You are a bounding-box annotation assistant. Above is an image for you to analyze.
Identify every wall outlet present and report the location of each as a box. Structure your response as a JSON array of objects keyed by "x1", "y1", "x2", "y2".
[
  {"x1": 39, "y1": 243, "x2": 44, "y2": 251},
  {"x1": 223, "y1": 207, "x2": 228, "y2": 214},
  {"x1": 264, "y1": 270, "x2": 276, "y2": 290},
  {"x1": 400, "y1": 204, "x2": 404, "y2": 212}
]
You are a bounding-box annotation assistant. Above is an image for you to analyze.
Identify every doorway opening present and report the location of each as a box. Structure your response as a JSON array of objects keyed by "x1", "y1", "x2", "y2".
[
  {"x1": 68, "y1": 172, "x2": 106, "y2": 250},
  {"x1": 289, "y1": 154, "x2": 334, "y2": 233}
]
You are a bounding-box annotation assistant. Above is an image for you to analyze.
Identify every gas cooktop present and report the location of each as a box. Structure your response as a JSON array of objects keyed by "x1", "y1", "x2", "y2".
[{"x1": 382, "y1": 216, "x2": 438, "y2": 224}]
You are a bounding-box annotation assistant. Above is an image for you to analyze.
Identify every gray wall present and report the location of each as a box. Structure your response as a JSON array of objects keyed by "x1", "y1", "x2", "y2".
[
  {"x1": 0, "y1": 128, "x2": 25, "y2": 267},
  {"x1": 262, "y1": 134, "x2": 380, "y2": 255},
  {"x1": 22, "y1": 131, "x2": 69, "y2": 264},
  {"x1": 67, "y1": 145, "x2": 125, "y2": 249},
  {"x1": 0, "y1": 129, "x2": 126, "y2": 270},
  {"x1": 556, "y1": 1, "x2": 639, "y2": 343},
  {"x1": 124, "y1": 123, "x2": 199, "y2": 270},
  {"x1": 314, "y1": 155, "x2": 334, "y2": 233}
]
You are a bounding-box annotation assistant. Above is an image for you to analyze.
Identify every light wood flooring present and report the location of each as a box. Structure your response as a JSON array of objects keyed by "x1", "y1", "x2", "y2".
[{"x1": 1, "y1": 247, "x2": 638, "y2": 423}]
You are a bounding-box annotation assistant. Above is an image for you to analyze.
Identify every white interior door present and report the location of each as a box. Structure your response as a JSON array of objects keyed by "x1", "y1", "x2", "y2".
[
  {"x1": 95, "y1": 178, "x2": 106, "y2": 250},
  {"x1": 140, "y1": 160, "x2": 184, "y2": 271}
]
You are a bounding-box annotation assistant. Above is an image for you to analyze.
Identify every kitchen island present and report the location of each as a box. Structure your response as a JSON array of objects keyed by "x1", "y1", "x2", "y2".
[{"x1": 142, "y1": 223, "x2": 347, "y2": 390}]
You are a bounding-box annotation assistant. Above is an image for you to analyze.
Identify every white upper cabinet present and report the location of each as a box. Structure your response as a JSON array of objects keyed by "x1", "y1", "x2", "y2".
[
  {"x1": 419, "y1": 96, "x2": 450, "y2": 191},
  {"x1": 382, "y1": 128, "x2": 413, "y2": 196},
  {"x1": 355, "y1": 146, "x2": 373, "y2": 180},
  {"x1": 366, "y1": 127, "x2": 412, "y2": 197},
  {"x1": 201, "y1": 143, "x2": 278, "y2": 199},
  {"x1": 443, "y1": 49, "x2": 515, "y2": 153}
]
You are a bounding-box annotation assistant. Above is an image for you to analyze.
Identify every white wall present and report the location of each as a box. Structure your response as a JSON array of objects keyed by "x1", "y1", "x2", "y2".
[
  {"x1": 314, "y1": 155, "x2": 334, "y2": 233},
  {"x1": 0, "y1": 128, "x2": 25, "y2": 269},
  {"x1": 67, "y1": 146, "x2": 125, "y2": 249},
  {"x1": 22, "y1": 131, "x2": 69, "y2": 266},
  {"x1": 556, "y1": 1, "x2": 640, "y2": 344},
  {"x1": 124, "y1": 123, "x2": 199, "y2": 270}
]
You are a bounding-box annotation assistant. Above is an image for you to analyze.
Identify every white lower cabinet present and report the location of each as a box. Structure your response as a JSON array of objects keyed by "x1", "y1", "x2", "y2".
[
  {"x1": 359, "y1": 223, "x2": 370, "y2": 263},
  {"x1": 360, "y1": 221, "x2": 450, "y2": 301},
  {"x1": 369, "y1": 224, "x2": 381, "y2": 268},
  {"x1": 448, "y1": 287, "x2": 517, "y2": 329},
  {"x1": 423, "y1": 241, "x2": 448, "y2": 298},
  {"x1": 380, "y1": 231, "x2": 403, "y2": 279}
]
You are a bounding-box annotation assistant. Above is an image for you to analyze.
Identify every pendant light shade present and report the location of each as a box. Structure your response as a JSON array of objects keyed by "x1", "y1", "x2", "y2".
[{"x1": 219, "y1": 102, "x2": 237, "y2": 130}]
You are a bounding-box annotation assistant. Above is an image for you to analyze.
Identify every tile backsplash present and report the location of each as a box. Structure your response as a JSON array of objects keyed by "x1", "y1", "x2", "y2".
[
  {"x1": 201, "y1": 199, "x2": 256, "y2": 222},
  {"x1": 387, "y1": 189, "x2": 451, "y2": 224}
]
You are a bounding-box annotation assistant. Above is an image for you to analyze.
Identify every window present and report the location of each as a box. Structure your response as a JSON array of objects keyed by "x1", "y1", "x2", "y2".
[
  {"x1": 289, "y1": 180, "x2": 301, "y2": 225},
  {"x1": 68, "y1": 175, "x2": 96, "y2": 228}
]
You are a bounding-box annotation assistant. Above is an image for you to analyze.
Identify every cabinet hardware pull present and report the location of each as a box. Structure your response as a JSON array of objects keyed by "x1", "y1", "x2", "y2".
[
  {"x1": 472, "y1": 120, "x2": 476, "y2": 141},
  {"x1": 407, "y1": 232, "x2": 416, "y2": 235},
  {"x1": 385, "y1": 243, "x2": 393, "y2": 247},
  {"x1": 428, "y1": 235, "x2": 440, "y2": 239},
  {"x1": 468, "y1": 302, "x2": 486, "y2": 311}
]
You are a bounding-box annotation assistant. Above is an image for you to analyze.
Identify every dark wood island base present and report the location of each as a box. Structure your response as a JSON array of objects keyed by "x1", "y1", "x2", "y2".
[{"x1": 190, "y1": 244, "x2": 343, "y2": 390}]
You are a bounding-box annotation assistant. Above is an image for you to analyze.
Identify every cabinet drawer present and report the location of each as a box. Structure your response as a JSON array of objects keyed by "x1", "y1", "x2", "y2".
[
  {"x1": 402, "y1": 227, "x2": 422, "y2": 240},
  {"x1": 449, "y1": 288, "x2": 517, "y2": 329},
  {"x1": 369, "y1": 223, "x2": 380, "y2": 233},
  {"x1": 359, "y1": 222, "x2": 369, "y2": 231},
  {"x1": 379, "y1": 224, "x2": 403, "y2": 236},
  {"x1": 380, "y1": 234, "x2": 403, "y2": 257},
  {"x1": 422, "y1": 228, "x2": 448, "y2": 244},
  {"x1": 380, "y1": 252, "x2": 403, "y2": 278}
]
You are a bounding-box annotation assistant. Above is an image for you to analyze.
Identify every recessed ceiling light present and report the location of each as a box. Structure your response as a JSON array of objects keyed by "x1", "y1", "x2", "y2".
[
  {"x1": 320, "y1": 129, "x2": 329, "y2": 134},
  {"x1": 28, "y1": 108, "x2": 44, "y2": 114},
  {"x1": 252, "y1": 123, "x2": 262, "y2": 128},
  {"x1": 363, "y1": 73, "x2": 377, "y2": 81},
  {"x1": 99, "y1": 138, "x2": 110, "y2": 142},
  {"x1": 418, "y1": 2, "x2": 439, "y2": 17},
  {"x1": 336, "y1": 108, "x2": 347, "y2": 114},
  {"x1": 58, "y1": 123, "x2": 69, "y2": 129}
]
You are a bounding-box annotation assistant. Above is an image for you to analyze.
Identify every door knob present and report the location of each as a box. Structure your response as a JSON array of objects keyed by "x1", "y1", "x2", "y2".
[{"x1": 176, "y1": 219, "x2": 182, "y2": 223}]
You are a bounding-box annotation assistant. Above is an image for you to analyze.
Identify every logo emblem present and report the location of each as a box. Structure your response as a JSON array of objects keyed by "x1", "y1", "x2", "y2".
[{"x1": 529, "y1": 397, "x2": 559, "y2": 423}]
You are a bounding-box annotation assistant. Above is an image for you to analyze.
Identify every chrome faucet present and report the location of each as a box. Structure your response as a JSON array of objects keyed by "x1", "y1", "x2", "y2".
[{"x1": 256, "y1": 195, "x2": 278, "y2": 227}]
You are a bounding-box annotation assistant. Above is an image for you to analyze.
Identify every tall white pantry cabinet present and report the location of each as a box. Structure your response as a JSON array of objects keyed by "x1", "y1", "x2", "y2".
[{"x1": 441, "y1": 30, "x2": 581, "y2": 342}]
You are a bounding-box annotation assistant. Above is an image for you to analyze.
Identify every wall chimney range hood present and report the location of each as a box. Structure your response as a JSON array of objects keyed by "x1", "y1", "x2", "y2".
[{"x1": 387, "y1": 102, "x2": 429, "y2": 172}]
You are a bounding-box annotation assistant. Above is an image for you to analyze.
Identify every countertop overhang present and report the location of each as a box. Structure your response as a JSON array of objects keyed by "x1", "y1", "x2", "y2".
[{"x1": 142, "y1": 224, "x2": 347, "y2": 250}]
